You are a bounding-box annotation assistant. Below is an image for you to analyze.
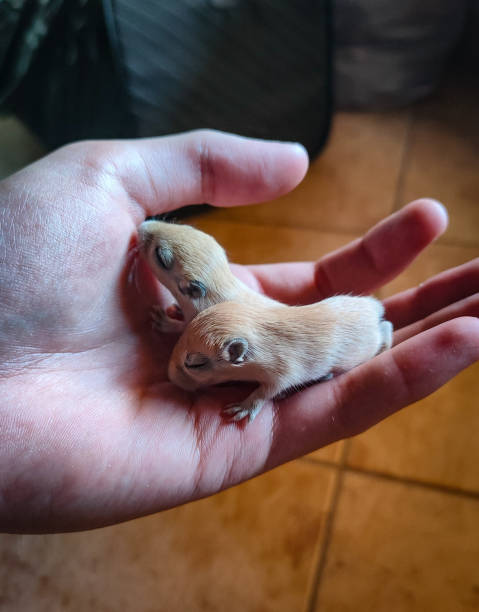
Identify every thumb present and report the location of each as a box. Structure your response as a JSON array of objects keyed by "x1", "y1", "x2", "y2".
[{"x1": 66, "y1": 130, "x2": 309, "y2": 221}]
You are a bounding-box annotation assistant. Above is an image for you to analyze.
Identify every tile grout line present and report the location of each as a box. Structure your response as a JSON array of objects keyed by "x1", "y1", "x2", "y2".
[
  {"x1": 304, "y1": 442, "x2": 350, "y2": 612},
  {"x1": 391, "y1": 108, "x2": 416, "y2": 213},
  {"x1": 301, "y1": 455, "x2": 479, "y2": 501}
]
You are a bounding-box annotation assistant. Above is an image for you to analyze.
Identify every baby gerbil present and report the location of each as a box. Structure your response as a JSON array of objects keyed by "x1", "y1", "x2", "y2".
[
  {"x1": 138, "y1": 218, "x2": 393, "y2": 422},
  {"x1": 137, "y1": 218, "x2": 275, "y2": 333},
  {"x1": 168, "y1": 297, "x2": 393, "y2": 422}
]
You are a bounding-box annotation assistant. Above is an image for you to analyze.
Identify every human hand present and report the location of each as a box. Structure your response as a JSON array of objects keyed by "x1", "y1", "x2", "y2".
[{"x1": 0, "y1": 130, "x2": 477, "y2": 533}]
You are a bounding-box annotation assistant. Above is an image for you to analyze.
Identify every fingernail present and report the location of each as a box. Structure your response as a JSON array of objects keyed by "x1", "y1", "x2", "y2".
[
  {"x1": 287, "y1": 142, "x2": 309, "y2": 159},
  {"x1": 425, "y1": 198, "x2": 449, "y2": 226}
]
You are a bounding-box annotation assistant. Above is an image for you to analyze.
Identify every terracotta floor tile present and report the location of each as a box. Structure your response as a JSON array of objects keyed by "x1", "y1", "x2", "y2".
[
  {"x1": 0, "y1": 462, "x2": 336, "y2": 612},
  {"x1": 208, "y1": 110, "x2": 410, "y2": 234},
  {"x1": 399, "y1": 74, "x2": 479, "y2": 247},
  {"x1": 190, "y1": 216, "x2": 359, "y2": 265},
  {"x1": 315, "y1": 472, "x2": 479, "y2": 612},
  {"x1": 351, "y1": 242, "x2": 479, "y2": 492},
  {"x1": 0, "y1": 117, "x2": 45, "y2": 180},
  {"x1": 347, "y1": 362, "x2": 479, "y2": 493},
  {"x1": 308, "y1": 441, "x2": 345, "y2": 464},
  {"x1": 378, "y1": 241, "x2": 479, "y2": 300}
]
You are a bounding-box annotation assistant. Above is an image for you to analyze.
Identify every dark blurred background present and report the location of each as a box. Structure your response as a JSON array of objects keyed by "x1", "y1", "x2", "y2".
[{"x1": 1, "y1": 0, "x2": 478, "y2": 162}]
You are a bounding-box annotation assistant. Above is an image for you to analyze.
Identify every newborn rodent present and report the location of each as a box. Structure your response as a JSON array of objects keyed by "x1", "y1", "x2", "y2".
[
  {"x1": 138, "y1": 218, "x2": 393, "y2": 422},
  {"x1": 138, "y1": 218, "x2": 275, "y2": 332},
  {"x1": 169, "y1": 298, "x2": 393, "y2": 422}
]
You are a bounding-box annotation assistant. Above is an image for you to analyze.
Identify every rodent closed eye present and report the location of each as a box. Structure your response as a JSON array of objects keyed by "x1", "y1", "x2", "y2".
[
  {"x1": 184, "y1": 352, "x2": 210, "y2": 369},
  {"x1": 179, "y1": 280, "x2": 207, "y2": 299},
  {"x1": 155, "y1": 246, "x2": 174, "y2": 270}
]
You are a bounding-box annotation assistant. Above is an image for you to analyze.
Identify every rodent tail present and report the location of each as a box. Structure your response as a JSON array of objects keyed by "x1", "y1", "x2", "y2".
[{"x1": 377, "y1": 320, "x2": 393, "y2": 353}]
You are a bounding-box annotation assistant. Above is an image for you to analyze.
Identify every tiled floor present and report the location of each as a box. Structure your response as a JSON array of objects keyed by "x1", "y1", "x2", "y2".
[{"x1": 0, "y1": 68, "x2": 478, "y2": 611}]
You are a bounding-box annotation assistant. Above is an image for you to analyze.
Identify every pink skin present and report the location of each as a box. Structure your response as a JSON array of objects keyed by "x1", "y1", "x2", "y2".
[{"x1": 0, "y1": 129, "x2": 478, "y2": 533}]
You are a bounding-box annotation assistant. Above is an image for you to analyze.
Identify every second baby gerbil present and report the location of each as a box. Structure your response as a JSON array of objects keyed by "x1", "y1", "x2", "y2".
[
  {"x1": 137, "y1": 217, "x2": 276, "y2": 332},
  {"x1": 169, "y1": 296, "x2": 393, "y2": 422}
]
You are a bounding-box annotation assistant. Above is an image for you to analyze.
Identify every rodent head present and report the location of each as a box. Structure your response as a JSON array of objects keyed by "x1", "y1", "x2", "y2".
[
  {"x1": 137, "y1": 219, "x2": 232, "y2": 318},
  {"x1": 168, "y1": 302, "x2": 262, "y2": 390}
]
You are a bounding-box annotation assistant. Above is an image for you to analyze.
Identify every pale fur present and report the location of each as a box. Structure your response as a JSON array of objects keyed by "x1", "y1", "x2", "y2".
[
  {"x1": 138, "y1": 219, "x2": 393, "y2": 423},
  {"x1": 138, "y1": 219, "x2": 275, "y2": 331},
  {"x1": 169, "y1": 298, "x2": 393, "y2": 422}
]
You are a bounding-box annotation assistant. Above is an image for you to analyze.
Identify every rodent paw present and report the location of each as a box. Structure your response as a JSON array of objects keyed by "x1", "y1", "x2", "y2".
[
  {"x1": 150, "y1": 305, "x2": 185, "y2": 334},
  {"x1": 223, "y1": 405, "x2": 251, "y2": 422},
  {"x1": 222, "y1": 402, "x2": 262, "y2": 423},
  {"x1": 165, "y1": 303, "x2": 185, "y2": 321}
]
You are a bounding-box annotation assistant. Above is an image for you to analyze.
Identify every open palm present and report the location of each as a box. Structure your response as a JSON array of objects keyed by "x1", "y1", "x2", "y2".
[{"x1": 1, "y1": 130, "x2": 477, "y2": 533}]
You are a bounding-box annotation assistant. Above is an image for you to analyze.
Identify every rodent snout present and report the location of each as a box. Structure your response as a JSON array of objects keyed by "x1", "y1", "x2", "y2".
[
  {"x1": 137, "y1": 223, "x2": 153, "y2": 252},
  {"x1": 168, "y1": 360, "x2": 198, "y2": 391}
]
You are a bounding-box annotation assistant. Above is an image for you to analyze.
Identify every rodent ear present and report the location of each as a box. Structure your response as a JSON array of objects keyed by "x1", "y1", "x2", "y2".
[{"x1": 222, "y1": 337, "x2": 248, "y2": 364}]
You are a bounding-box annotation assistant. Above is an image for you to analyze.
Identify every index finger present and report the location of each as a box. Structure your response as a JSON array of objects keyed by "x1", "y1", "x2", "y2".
[{"x1": 246, "y1": 199, "x2": 448, "y2": 304}]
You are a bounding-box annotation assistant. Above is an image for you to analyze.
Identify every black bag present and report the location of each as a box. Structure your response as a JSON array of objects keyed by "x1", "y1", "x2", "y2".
[{"x1": 1, "y1": 0, "x2": 333, "y2": 159}]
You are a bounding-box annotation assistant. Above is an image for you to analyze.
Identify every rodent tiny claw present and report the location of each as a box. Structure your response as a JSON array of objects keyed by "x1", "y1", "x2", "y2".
[{"x1": 223, "y1": 404, "x2": 257, "y2": 423}]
